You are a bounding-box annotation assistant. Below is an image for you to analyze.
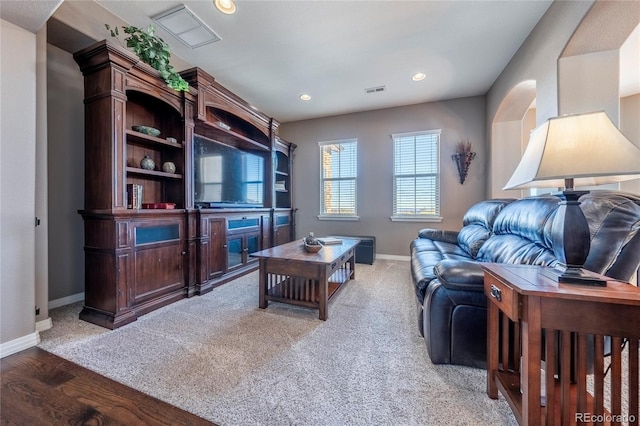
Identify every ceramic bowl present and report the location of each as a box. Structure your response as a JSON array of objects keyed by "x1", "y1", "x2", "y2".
[
  {"x1": 304, "y1": 240, "x2": 322, "y2": 253},
  {"x1": 132, "y1": 125, "x2": 161, "y2": 137}
]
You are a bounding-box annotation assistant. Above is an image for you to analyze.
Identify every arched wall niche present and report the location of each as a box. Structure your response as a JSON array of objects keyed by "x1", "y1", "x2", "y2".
[{"x1": 490, "y1": 80, "x2": 537, "y2": 199}]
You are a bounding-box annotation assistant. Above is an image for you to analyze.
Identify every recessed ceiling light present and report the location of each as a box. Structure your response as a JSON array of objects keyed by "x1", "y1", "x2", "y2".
[
  {"x1": 215, "y1": 0, "x2": 236, "y2": 15},
  {"x1": 412, "y1": 72, "x2": 426, "y2": 82},
  {"x1": 300, "y1": 94, "x2": 311, "y2": 101}
]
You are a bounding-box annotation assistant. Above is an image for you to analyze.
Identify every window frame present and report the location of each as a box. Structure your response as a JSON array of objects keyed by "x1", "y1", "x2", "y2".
[
  {"x1": 318, "y1": 138, "x2": 359, "y2": 221},
  {"x1": 390, "y1": 129, "x2": 442, "y2": 222}
]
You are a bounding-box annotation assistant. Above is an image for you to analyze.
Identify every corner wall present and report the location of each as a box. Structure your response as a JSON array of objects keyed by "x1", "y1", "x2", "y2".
[{"x1": 486, "y1": 1, "x2": 594, "y2": 197}]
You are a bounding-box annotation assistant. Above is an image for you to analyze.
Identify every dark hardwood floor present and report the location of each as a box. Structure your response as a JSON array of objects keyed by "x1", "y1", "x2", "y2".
[{"x1": 1, "y1": 347, "x2": 216, "y2": 425}]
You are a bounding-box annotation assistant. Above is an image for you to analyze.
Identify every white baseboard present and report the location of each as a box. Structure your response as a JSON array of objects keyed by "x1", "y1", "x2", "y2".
[
  {"x1": 36, "y1": 317, "x2": 53, "y2": 332},
  {"x1": 376, "y1": 254, "x2": 410, "y2": 261},
  {"x1": 49, "y1": 292, "x2": 84, "y2": 309},
  {"x1": 0, "y1": 332, "x2": 40, "y2": 359}
]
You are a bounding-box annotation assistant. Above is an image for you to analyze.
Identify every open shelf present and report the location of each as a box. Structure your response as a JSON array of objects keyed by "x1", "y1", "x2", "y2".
[
  {"x1": 126, "y1": 130, "x2": 182, "y2": 149},
  {"x1": 126, "y1": 167, "x2": 182, "y2": 179}
]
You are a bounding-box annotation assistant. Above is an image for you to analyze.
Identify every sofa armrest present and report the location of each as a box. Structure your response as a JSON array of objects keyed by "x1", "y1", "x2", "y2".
[
  {"x1": 434, "y1": 259, "x2": 486, "y2": 292},
  {"x1": 418, "y1": 229, "x2": 459, "y2": 244}
]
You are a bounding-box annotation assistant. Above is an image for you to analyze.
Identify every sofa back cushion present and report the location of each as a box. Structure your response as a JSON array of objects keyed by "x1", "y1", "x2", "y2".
[
  {"x1": 581, "y1": 191, "x2": 640, "y2": 281},
  {"x1": 457, "y1": 199, "x2": 514, "y2": 258},
  {"x1": 476, "y1": 196, "x2": 559, "y2": 266}
]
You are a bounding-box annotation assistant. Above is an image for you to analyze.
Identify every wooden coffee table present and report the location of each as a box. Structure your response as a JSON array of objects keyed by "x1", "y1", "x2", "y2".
[{"x1": 251, "y1": 239, "x2": 359, "y2": 320}]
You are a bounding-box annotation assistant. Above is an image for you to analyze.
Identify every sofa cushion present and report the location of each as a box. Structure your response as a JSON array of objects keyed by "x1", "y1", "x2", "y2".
[
  {"x1": 457, "y1": 199, "x2": 514, "y2": 258},
  {"x1": 411, "y1": 242, "x2": 473, "y2": 303},
  {"x1": 477, "y1": 196, "x2": 559, "y2": 266},
  {"x1": 434, "y1": 260, "x2": 485, "y2": 292},
  {"x1": 417, "y1": 229, "x2": 459, "y2": 244},
  {"x1": 581, "y1": 191, "x2": 640, "y2": 279}
]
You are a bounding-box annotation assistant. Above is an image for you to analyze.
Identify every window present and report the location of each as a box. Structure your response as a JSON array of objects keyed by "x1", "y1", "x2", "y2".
[
  {"x1": 392, "y1": 130, "x2": 441, "y2": 221},
  {"x1": 318, "y1": 139, "x2": 358, "y2": 219}
]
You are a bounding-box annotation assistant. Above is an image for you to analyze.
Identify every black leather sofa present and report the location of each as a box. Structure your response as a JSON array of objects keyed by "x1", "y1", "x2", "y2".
[{"x1": 410, "y1": 191, "x2": 640, "y2": 368}]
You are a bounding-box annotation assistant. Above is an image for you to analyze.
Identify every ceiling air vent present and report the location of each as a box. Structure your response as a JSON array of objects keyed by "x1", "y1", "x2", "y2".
[
  {"x1": 152, "y1": 5, "x2": 221, "y2": 49},
  {"x1": 364, "y1": 85, "x2": 386, "y2": 94}
]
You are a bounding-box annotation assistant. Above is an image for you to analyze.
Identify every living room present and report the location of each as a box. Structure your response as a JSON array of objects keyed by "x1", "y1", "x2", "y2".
[{"x1": 2, "y1": 0, "x2": 639, "y2": 424}]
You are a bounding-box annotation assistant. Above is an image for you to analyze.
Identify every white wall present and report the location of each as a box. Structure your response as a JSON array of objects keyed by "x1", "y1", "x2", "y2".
[
  {"x1": 558, "y1": 50, "x2": 620, "y2": 121},
  {"x1": 0, "y1": 19, "x2": 39, "y2": 355},
  {"x1": 486, "y1": 0, "x2": 594, "y2": 197},
  {"x1": 620, "y1": 93, "x2": 640, "y2": 194},
  {"x1": 35, "y1": 27, "x2": 50, "y2": 328}
]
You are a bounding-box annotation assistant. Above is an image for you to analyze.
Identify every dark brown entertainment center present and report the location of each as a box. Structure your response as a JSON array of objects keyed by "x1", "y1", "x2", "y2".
[{"x1": 74, "y1": 41, "x2": 296, "y2": 329}]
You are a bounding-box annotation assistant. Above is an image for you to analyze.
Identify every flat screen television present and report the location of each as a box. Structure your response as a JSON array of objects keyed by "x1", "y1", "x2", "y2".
[{"x1": 193, "y1": 135, "x2": 266, "y2": 208}]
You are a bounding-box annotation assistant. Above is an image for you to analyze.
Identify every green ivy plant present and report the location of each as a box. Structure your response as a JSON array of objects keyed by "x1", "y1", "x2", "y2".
[{"x1": 105, "y1": 24, "x2": 189, "y2": 92}]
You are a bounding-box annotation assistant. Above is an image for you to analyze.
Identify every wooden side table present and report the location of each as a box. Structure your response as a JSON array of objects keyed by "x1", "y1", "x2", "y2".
[{"x1": 483, "y1": 264, "x2": 640, "y2": 425}]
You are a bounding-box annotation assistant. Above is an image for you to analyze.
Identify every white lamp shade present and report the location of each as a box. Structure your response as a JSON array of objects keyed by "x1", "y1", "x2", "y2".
[{"x1": 504, "y1": 111, "x2": 640, "y2": 190}]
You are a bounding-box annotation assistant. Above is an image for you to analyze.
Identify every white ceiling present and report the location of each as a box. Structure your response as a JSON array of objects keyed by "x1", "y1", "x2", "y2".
[
  {"x1": 0, "y1": 0, "x2": 62, "y2": 32},
  {"x1": 89, "y1": 0, "x2": 553, "y2": 122},
  {"x1": 7, "y1": 1, "x2": 636, "y2": 123}
]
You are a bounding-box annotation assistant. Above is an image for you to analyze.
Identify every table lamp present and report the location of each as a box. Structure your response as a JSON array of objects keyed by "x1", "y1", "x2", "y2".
[{"x1": 503, "y1": 111, "x2": 640, "y2": 285}]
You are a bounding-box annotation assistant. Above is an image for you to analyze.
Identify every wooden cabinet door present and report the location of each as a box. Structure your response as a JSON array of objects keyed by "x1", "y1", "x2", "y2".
[
  {"x1": 275, "y1": 225, "x2": 291, "y2": 246},
  {"x1": 208, "y1": 218, "x2": 226, "y2": 279},
  {"x1": 226, "y1": 235, "x2": 244, "y2": 271},
  {"x1": 274, "y1": 212, "x2": 292, "y2": 246},
  {"x1": 132, "y1": 221, "x2": 185, "y2": 305},
  {"x1": 244, "y1": 231, "x2": 261, "y2": 265}
]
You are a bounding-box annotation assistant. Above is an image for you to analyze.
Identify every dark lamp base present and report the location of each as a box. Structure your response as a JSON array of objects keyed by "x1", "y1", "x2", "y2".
[{"x1": 541, "y1": 266, "x2": 607, "y2": 287}]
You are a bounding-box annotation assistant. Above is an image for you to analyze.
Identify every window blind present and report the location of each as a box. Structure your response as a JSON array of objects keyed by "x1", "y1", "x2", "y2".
[
  {"x1": 319, "y1": 139, "x2": 357, "y2": 216},
  {"x1": 392, "y1": 130, "x2": 440, "y2": 217}
]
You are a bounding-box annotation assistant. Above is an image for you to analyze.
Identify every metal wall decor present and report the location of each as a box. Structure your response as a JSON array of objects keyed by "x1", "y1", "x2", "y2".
[{"x1": 452, "y1": 139, "x2": 476, "y2": 185}]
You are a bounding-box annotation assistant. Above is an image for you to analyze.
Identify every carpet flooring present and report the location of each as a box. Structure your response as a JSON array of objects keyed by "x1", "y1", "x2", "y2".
[{"x1": 39, "y1": 260, "x2": 518, "y2": 425}]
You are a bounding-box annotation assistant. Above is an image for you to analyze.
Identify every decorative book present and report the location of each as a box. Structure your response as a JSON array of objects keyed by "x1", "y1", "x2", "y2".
[
  {"x1": 126, "y1": 184, "x2": 143, "y2": 209},
  {"x1": 317, "y1": 237, "x2": 342, "y2": 245},
  {"x1": 142, "y1": 202, "x2": 176, "y2": 209}
]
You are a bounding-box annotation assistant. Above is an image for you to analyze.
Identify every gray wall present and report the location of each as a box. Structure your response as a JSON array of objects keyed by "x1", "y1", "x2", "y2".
[
  {"x1": 280, "y1": 96, "x2": 487, "y2": 257},
  {"x1": 47, "y1": 43, "x2": 85, "y2": 302}
]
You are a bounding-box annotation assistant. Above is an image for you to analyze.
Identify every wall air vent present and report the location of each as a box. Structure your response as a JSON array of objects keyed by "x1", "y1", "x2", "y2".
[
  {"x1": 152, "y1": 5, "x2": 221, "y2": 49},
  {"x1": 364, "y1": 86, "x2": 386, "y2": 94}
]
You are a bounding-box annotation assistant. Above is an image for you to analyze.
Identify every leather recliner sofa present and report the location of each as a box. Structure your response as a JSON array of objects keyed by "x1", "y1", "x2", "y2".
[{"x1": 410, "y1": 191, "x2": 640, "y2": 369}]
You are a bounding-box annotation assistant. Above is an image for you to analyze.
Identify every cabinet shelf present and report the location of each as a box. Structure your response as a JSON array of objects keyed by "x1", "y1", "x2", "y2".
[
  {"x1": 275, "y1": 170, "x2": 289, "y2": 177},
  {"x1": 126, "y1": 167, "x2": 183, "y2": 179},
  {"x1": 126, "y1": 129, "x2": 182, "y2": 149},
  {"x1": 195, "y1": 122, "x2": 270, "y2": 153}
]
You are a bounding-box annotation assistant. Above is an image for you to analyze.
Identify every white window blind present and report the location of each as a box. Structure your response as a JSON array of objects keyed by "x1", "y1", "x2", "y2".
[
  {"x1": 392, "y1": 130, "x2": 441, "y2": 220},
  {"x1": 319, "y1": 139, "x2": 357, "y2": 217}
]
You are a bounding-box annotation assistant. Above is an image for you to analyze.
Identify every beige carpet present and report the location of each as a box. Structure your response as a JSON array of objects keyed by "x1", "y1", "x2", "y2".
[{"x1": 39, "y1": 260, "x2": 517, "y2": 425}]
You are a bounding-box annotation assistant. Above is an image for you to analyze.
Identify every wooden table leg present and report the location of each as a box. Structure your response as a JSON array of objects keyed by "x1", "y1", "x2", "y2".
[
  {"x1": 258, "y1": 259, "x2": 267, "y2": 309},
  {"x1": 318, "y1": 267, "x2": 328, "y2": 320},
  {"x1": 522, "y1": 296, "x2": 542, "y2": 425},
  {"x1": 487, "y1": 299, "x2": 499, "y2": 399},
  {"x1": 349, "y1": 253, "x2": 356, "y2": 279}
]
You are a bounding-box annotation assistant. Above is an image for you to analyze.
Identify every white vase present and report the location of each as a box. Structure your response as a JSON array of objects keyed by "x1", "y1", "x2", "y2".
[{"x1": 162, "y1": 161, "x2": 176, "y2": 173}]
